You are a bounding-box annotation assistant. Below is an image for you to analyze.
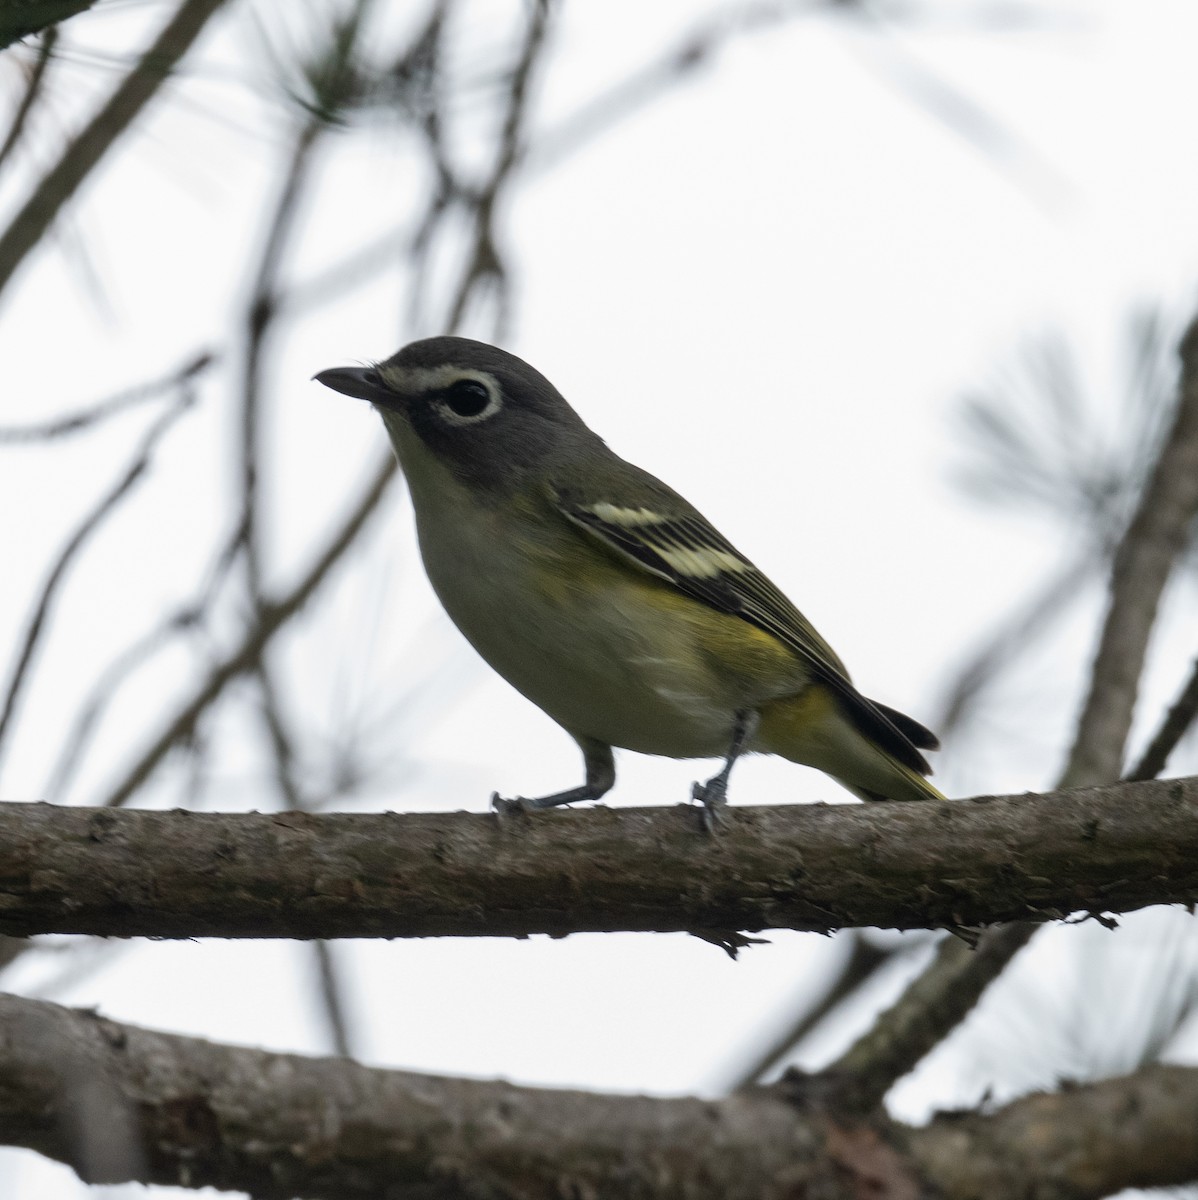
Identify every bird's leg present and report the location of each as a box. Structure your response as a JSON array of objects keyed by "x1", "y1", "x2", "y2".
[
  {"x1": 692, "y1": 709, "x2": 759, "y2": 830},
  {"x1": 492, "y1": 738, "x2": 615, "y2": 815}
]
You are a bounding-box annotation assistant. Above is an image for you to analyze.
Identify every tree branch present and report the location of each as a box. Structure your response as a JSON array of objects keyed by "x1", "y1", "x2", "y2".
[
  {"x1": 820, "y1": 311, "x2": 1198, "y2": 1108},
  {"x1": 0, "y1": 390, "x2": 198, "y2": 770},
  {"x1": 0, "y1": 777, "x2": 1194, "y2": 940},
  {"x1": 0, "y1": 990, "x2": 1194, "y2": 1199},
  {"x1": 0, "y1": 0, "x2": 229, "y2": 300},
  {"x1": 1063, "y1": 314, "x2": 1198, "y2": 788},
  {"x1": 96, "y1": 449, "x2": 397, "y2": 808},
  {"x1": 1128, "y1": 654, "x2": 1198, "y2": 781},
  {"x1": 908, "y1": 1062, "x2": 1198, "y2": 1199}
]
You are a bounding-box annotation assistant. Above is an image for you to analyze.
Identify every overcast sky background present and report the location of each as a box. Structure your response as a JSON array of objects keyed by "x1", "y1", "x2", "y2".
[{"x1": 2, "y1": 2, "x2": 1198, "y2": 1196}]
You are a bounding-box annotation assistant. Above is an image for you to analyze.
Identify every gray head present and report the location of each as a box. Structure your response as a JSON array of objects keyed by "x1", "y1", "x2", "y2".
[{"x1": 315, "y1": 337, "x2": 602, "y2": 493}]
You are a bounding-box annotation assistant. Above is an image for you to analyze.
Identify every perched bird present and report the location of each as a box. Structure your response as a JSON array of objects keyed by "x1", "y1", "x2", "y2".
[{"x1": 316, "y1": 337, "x2": 944, "y2": 817}]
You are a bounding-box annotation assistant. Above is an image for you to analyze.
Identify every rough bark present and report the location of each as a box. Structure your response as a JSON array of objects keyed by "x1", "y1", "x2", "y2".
[
  {"x1": 0, "y1": 992, "x2": 1194, "y2": 1200},
  {"x1": 1, "y1": 776, "x2": 1195, "y2": 940}
]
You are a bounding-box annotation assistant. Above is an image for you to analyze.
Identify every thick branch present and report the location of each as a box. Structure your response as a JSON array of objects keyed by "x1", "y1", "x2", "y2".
[
  {"x1": 1, "y1": 777, "x2": 1195, "y2": 940},
  {"x1": 0, "y1": 991, "x2": 1194, "y2": 1200},
  {"x1": 909, "y1": 1063, "x2": 1198, "y2": 1199}
]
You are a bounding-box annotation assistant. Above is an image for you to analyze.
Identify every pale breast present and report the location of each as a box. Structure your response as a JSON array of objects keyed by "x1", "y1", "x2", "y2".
[{"x1": 389, "y1": 419, "x2": 795, "y2": 757}]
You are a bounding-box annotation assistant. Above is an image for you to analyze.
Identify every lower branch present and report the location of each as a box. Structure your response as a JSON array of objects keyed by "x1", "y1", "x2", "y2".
[
  {"x1": 0, "y1": 776, "x2": 1195, "y2": 940},
  {"x1": 0, "y1": 992, "x2": 1193, "y2": 1200},
  {"x1": 910, "y1": 1062, "x2": 1198, "y2": 1199}
]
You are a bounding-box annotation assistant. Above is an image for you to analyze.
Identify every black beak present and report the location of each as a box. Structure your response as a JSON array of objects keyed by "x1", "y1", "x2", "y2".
[{"x1": 313, "y1": 366, "x2": 390, "y2": 403}]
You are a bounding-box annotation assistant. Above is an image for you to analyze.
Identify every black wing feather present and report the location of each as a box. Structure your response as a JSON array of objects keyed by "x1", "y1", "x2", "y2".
[{"x1": 559, "y1": 496, "x2": 933, "y2": 775}]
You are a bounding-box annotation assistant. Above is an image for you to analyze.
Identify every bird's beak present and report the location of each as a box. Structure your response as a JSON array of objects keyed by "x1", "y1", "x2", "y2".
[{"x1": 313, "y1": 366, "x2": 391, "y2": 405}]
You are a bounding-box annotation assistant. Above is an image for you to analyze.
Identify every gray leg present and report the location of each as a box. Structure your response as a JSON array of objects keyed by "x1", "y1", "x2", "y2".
[
  {"x1": 691, "y1": 709, "x2": 759, "y2": 828},
  {"x1": 492, "y1": 737, "x2": 615, "y2": 814}
]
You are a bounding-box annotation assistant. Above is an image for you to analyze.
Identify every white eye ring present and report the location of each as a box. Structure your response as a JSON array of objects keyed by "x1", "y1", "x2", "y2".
[{"x1": 434, "y1": 373, "x2": 503, "y2": 425}]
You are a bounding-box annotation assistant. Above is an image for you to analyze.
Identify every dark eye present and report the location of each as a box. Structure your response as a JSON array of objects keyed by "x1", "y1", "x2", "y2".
[{"x1": 444, "y1": 379, "x2": 492, "y2": 418}]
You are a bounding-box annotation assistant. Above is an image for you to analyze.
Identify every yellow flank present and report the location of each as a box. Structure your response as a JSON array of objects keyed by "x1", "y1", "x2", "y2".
[{"x1": 759, "y1": 684, "x2": 946, "y2": 803}]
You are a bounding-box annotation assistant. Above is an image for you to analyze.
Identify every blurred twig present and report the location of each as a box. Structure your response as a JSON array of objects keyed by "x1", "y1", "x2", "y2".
[
  {"x1": 312, "y1": 940, "x2": 354, "y2": 1059},
  {"x1": 722, "y1": 934, "x2": 896, "y2": 1092},
  {"x1": 841, "y1": 5, "x2": 1070, "y2": 208},
  {"x1": 816, "y1": 311, "x2": 1198, "y2": 1113},
  {"x1": 0, "y1": 387, "x2": 199, "y2": 772},
  {"x1": 0, "y1": 349, "x2": 213, "y2": 443},
  {"x1": 934, "y1": 553, "x2": 1092, "y2": 737},
  {"x1": 256, "y1": 663, "x2": 356, "y2": 1058},
  {"x1": 0, "y1": 24, "x2": 57, "y2": 169},
  {"x1": 0, "y1": 0, "x2": 230, "y2": 303},
  {"x1": 97, "y1": 449, "x2": 399, "y2": 809},
  {"x1": 443, "y1": 0, "x2": 551, "y2": 337},
  {"x1": 941, "y1": 311, "x2": 1190, "y2": 750},
  {"x1": 1128, "y1": 657, "x2": 1198, "y2": 782},
  {"x1": 1064, "y1": 318, "x2": 1198, "y2": 787},
  {"x1": 528, "y1": 1, "x2": 857, "y2": 173},
  {"x1": 238, "y1": 1, "x2": 374, "y2": 597},
  {"x1": 41, "y1": 517, "x2": 242, "y2": 803}
]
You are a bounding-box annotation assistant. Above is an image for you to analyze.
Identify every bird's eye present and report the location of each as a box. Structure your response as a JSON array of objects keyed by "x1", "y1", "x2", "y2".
[{"x1": 444, "y1": 379, "x2": 492, "y2": 418}]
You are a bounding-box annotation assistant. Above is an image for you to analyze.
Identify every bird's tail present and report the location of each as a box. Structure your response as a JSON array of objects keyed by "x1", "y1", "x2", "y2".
[{"x1": 759, "y1": 682, "x2": 946, "y2": 803}]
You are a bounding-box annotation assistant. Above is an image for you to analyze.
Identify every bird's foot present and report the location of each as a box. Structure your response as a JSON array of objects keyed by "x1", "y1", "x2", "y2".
[
  {"x1": 491, "y1": 787, "x2": 593, "y2": 817},
  {"x1": 491, "y1": 792, "x2": 535, "y2": 818},
  {"x1": 690, "y1": 777, "x2": 728, "y2": 833}
]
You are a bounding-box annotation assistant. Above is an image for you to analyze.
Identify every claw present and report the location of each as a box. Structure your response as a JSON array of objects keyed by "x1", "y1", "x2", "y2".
[
  {"x1": 691, "y1": 779, "x2": 728, "y2": 833},
  {"x1": 491, "y1": 792, "x2": 534, "y2": 818}
]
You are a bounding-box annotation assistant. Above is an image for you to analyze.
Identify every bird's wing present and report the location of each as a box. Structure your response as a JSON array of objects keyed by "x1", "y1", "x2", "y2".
[{"x1": 552, "y1": 482, "x2": 935, "y2": 773}]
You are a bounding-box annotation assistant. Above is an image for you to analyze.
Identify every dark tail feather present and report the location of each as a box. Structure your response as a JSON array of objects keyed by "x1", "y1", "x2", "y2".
[{"x1": 872, "y1": 701, "x2": 940, "y2": 751}]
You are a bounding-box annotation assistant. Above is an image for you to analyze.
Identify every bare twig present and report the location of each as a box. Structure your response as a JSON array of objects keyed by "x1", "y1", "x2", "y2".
[
  {"x1": 0, "y1": 350, "x2": 213, "y2": 443},
  {"x1": 1063, "y1": 317, "x2": 1198, "y2": 787},
  {"x1": 934, "y1": 554, "x2": 1093, "y2": 736},
  {"x1": 444, "y1": 0, "x2": 552, "y2": 336},
  {"x1": 0, "y1": 25, "x2": 57, "y2": 169},
  {"x1": 40, "y1": 519, "x2": 244, "y2": 803},
  {"x1": 721, "y1": 934, "x2": 898, "y2": 1091},
  {"x1": 238, "y1": 2, "x2": 373, "y2": 597},
  {"x1": 820, "y1": 313, "x2": 1198, "y2": 1111},
  {"x1": 0, "y1": 990, "x2": 1195, "y2": 1199},
  {"x1": 0, "y1": 392, "x2": 198, "y2": 770},
  {"x1": 815, "y1": 923, "x2": 1033, "y2": 1112},
  {"x1": 0, "y1": 0, "x2": 230, "y2": 301},
  {"x1": 841, "y1": 8, "x2": 1071, "y2": 209},
  {"x1": 256, "y1": 665, "x2": 357, "y2": 1057},
  {"x1": 311, "y1": 940, "x2": 354, "y2": 1058},
  {"x1": 42, "y1": 615, "x2": 195, "y2": 803},
  {"x1": 1127, "y1": 656, "x2": 1198, "y2": 782},
  {"x1": 97, "y1": 450, "x2": 398, "y2": 809}
]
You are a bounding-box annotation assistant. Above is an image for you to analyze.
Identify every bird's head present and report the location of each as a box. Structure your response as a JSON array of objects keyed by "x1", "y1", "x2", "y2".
[{"x1": 315, "y1": 336, "x2": 600, "y2": 494}]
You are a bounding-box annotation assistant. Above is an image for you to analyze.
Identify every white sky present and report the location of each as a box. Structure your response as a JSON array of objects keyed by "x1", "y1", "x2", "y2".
[{"x1": 2, "y1": 2, "x2": 1197, "y2": 1195}]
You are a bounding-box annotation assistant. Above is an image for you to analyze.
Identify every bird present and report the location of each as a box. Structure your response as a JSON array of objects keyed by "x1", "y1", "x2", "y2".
[{"x1": 315, "y1": 336, "x2": 944, "y2": 818}]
